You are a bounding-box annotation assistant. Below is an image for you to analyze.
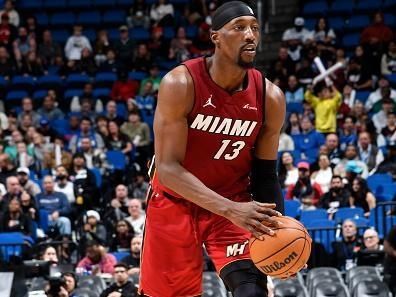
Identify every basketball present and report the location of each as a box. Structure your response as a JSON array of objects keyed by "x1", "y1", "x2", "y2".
[{"x1": 249, "y1": 216, "x2": 312, "y2": 279}]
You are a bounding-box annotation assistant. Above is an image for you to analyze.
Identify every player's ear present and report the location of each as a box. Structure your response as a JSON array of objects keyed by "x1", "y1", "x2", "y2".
[{"x1": 210, "y1": 30, "x2": 220, "y2": 48}]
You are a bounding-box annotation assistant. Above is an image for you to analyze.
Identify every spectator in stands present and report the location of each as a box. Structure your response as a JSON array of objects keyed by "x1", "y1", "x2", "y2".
[
  {"x1": 69, "y1": 117, "x2": 105, "y2": 154},
  {"x1": 150, "y1": 0, "x2": 174, "y2": 26},
  {"x1": 54, "y1": 165, "x2": 75, "y2": 205},
  {"x1": 121, "y1": 236, "x2": 142, "y2": 276},
  {"x1": 377, "y1": 142, "x2": 396, "y2": 178},
  {"x1": 350, "y1": 177, "x2": 376, "y2": 217},
  {"x1": 43, "y1": 136, "x2": 73, "y2": 170},
  {"x1": 285, "y1": 74, "x2": 304, "y2": 104},
  {"x1": 285, "y1": 112, "x2": 301, "y2": 135},
  {"x1": 38, "y1": 118, "x2": 59, "y2": 143},
  {"x1": 286, "y1": 161, "x2": 322, "y2": 209},
  {"x1": 312, "y1": 17, "x2": 336, "y2": 63},
  {"x1": 168, "y1": 26, "x2": 192, "y2": 63},
  {"x1": 60, "y1": 272, "x2": 78, "y2": 297},
  {"x1": 325, "y1": 133, "x2": 342, "y2": 167},
  {"x1": 13, "y1": 27, "x2": 37, "y2": 69},
  {"x1": 125, "y1": 199, "x2": 145, "y2": 236},
  {"x1": 69, "y1": 152, "x2": 98, "y2": 209},
  {"x1": 372, "y1": 97, "x2": 394, "y2": 133},
  {"x1": 282, "y1": 17, "x2": 313, "y2": 62},
  {"x1": 81, "y1": 210, "x2": 107, "y2": 245},
  {"x1": 362, "y1": 229, "x2": 383, "y2": 251},
  {"x1": 19, "y1": 114, "x2": 34, "y2": 135},
  {"x1": 190, "y1": 22, "x2": 214, "y2": 57},
  {"x1": 0, "y1": 154, "x2": 17, "y2": 185},
  {"x1": 366, "y1": 77, "x2": 396, "y2": 112},
  {"x1": 110, "y1": 219, "x2": 135, "y2": 252},
  {"x1": 332, "y1": 219, "x2": 362, "y2": 271},
  {"x1": 38, "y1": 30, "x2": 62, "y2": 67},
  {"x1": 131, "y1": 172, "x2": 149, "y2": 200},
  {"x1": 105, "y1": 100, "x2": 124, "y2": 126},
  {"x1": 20, "y1": 191, "x2": 38, "y2": 222},
  {"x1": 318, "y1": 175, "x2": 350, "y2": 210},
  {"x1": 278, "y1": 126, "x2": 295, "y2": 152},
  {"x1": 36, "y1": 176, "x2": 71, "y2": 236},
  {"x1": 127, "y1": 7, "x2": 150, "y2": 29},
  {"x1": 148, "y1": 26, "x2": 169, "y2": 61},
  {"x1": 5, "y1": 129, "x2": 26, "y2": 161},
  {"x1": 77, "y1": 240, "x2": 117, "y2": 275},
  {"x1": 94, "y1": 29, "x2": 111, "y2": 67},
  {"x1": 99, "y1": 263, "x2": 137, "y2": 297},
  {"x1": 70, "y1": 83, "x2": 103, "y2": 114},
  {"x1": 381, "y1": 112, "x2": 396, "y2": 146},
  {"x1": 109, "y1": 184, "x2": 130, "y2": 216},
  {"x1": 185, "y1": 0, "x2": 208, "y2": 25},
  {"x1": 75, "y1": 47, "x2": 97, "y2": 76},
  {"x1": 79, "y1": 137, "x2": 108, "y2": 175},
  {"x1": 133, "y1": 43, "x2": 153, "y2": 72},
  {"x1": 334, "y1": 144, "x2": 369, "y2": 179},
  {"x1": 381, "y1": 40, "x2": 396, "y2": 76},
  {"x1": 0, "y1": 197, "x2": 31, "y2": 236},
  {"x1": 114, "y1": 25, "x2": 135, "y2": 70},
  {"x1": 37, "y1": 95, "x2": 65, "y2": 121},
  {"x1": 0, "y1": 1, "x2": 19, "y2": 27},
  {"x1": 135, "y1": 84, "x2": 156, "y2": 126},
  {"x1": 278, "y1": 151, "x2": 298, "y2": 189},
  {"x1": 140, "y1": 64, "x2": 161, "y2": 94},
  {"x1": 41, "y1": 246, "x2": 59, "y2": 265},
  {"x1": 338, "y1": 116, "x2": 358, "y2": 152},
  {"x1": 111, "y1": 70, "x2": 139, "y2": 102},
  {"x1": 304, "y1": 83, "x2": 341, "y2": 134},
  {"x1": 98, "y1": 48, "x2": 121, "y2": 73},
  {"x1": 311, "y1": 154, "x2": 333, "y2": 193},
  {"x1": 30, "y1": 132, "x2": 53, "y2": 170},
  {"x1": 95, "y1": 116, "x2": 109, "y2": 139},
  {"x1": 295, "y1": 116, "x2": 324, "y2": 153},
  {"x1": 357, "y1": 131, "x2": 384, "y2": 174},
  {"x1": 15, "y1": 142, "x2": 34, "y2": 168},
  {"x1": 361, "y1": 12, "x2": 394, "y2": 50},
  {"x1": 346, "y1": 45, "x2": 373, "y2": 90},
  {"x1": 65, "y1": 25, "x2": 92, "y2": 61},
  {"x1": 0, "y1": 13, "x2": 17, "y2": 49},
  {"x1": 384, "y1": 225, "x2": 396, "y2": 295},
  {"x1": 269, "y1": 47, "x2": 295, "y2": 84},
  {"x1": 0, "y1": 45, "x2": 15, "y2": 79},
  {"x1": 17, "y1": 167, "x2": 41, "y2": 198},
  {"x1": 105, "y1": 120, "x2": 133, "y2": 156},
  {"x1": 341, "y1": 84, "x2": 357, "y2": 111},
  {"x1": 17, "y1": 97, "x2": 40, "y2": 126}
]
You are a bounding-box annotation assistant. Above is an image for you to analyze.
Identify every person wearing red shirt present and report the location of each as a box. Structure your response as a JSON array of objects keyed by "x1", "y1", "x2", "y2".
[
  {"x1": 361, "y1": 12, "x2": 394, "y2": 46},
  {"x1": 77, "y1": 240, "x2": 117, "y2": 275},
  {"x1": 110, "y1": 70, "x2": 139, "y2": 102},
  {"x1": 0, "y1": 13, "x2": 16, "y2": 49}
]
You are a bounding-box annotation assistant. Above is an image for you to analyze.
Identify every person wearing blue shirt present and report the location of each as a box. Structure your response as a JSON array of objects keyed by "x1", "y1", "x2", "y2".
[
  {"x1": 285, "y1": 75, "x2": 304, "y2": 104},
  {"x1": 36, "y1": 175, "x2": 71, "y2": 236},
  {"x1": 338, "y1": 115, "x2": 358, "y2": 151},
  {"x1": 295, "y1": 116, "x2": 325, "y2": 154}
]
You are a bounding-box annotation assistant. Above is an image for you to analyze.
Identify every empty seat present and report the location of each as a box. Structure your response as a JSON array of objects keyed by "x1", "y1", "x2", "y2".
[
  {"x1": 44, "y1": 0, "x2": 66, "y2": 9},
  {"x1": 307, "y1": 267, "x2": 342, "y2": 286},
  {"x1": 95, "y1": 72, "x2": 117, "y2": 87},
  {"x1": 37, "y1": 74, "x2": 62, "y2": 89},
  {"x1": 34, "y1": 12, "x2": 49, "y2": 26},
  {"x1": 312, "y1": 282, "x2": 349, "y2": 297},
  {"x1": 202, "y1": 272, "x2": 227, "y2": 297},
  {"x1": 77, "y1": 11, "x2": 101, "y2": 26},
  {"x1": 33, "y1": 90, "x2": 48, "y2": 101},
  {"x1": 309, "y1": 275, "x2": 343, "y2": 296},
  {"x1": 111, "y1": 251, "x2": 129, "y2": 261},
  {"x1": 274, "y1": 282, "x2": 309, "y2": 297},
  {"x1": 6, "y1": 90, "x2": 29, "y2": 102},
  {"x1": 92, "y1": 88, "x2": 111, "y2": 99},
  {"x1": 355, "y1": 0, "x2": 382, "y2": 13},
  {"x1": 70, "y1": 288, "x2": 98, "y2": 297},
  {"x1": 287, "y1": 102, "x2": 304, "y2": 114},
  {"x1": 346, "y1": 266, "x2": 380, "y2": 284},
  {"x1": 93, "y1": 0, "x2": 114, "y2": 7},
  {"x1": 103, "y1": 10, "x2": 126, "y2": 25},
  {"x1": 355, "y1": 90, "x2": 371, "y2": 104},
  {"x1": 302, "y1": 1, "x2": 329, "y2": 16},
  {"x1": 345, "y1": 15, "x2": 371, "y2": 31},
  {"x1": 51, "y1": 30, "x2": 69, "y2": 44},
  {"x1": 50, "y1": 12, "x2": 75, "y2": 26},
  {"x1": 106, "y1": 150, "x2": 126, "y2": 170},
  {"x1": 334, "y1": 207, "x2": 365, "y2": 222},
  {"x1": 285, "y1": 199, "x2": 301, "y2": 218},
  {"x1": 66, "y1": 74, "x2": 90, "y2": 88},
  {"x1": 300, "y1": 209, "x2": 328, "y2": 225},
  {"x1": 375, "y1": 183, "x2": 396, "y2": 201},
  {"x1": 10, "y1": 75, "x2": 35, "y2": 91},
  {"x1": 68, "y1": 0, "x2": 92, "y2": 8},
  {"x1": 342, "y1": 33, "x2": 360, "y2": 49},
  {"x1": 128, "y1": 71, "x2": 148, "y2": 81},
  {"x1": 64, "y1": 89, "x2": 83, "y2": 101},
  {"x1": 349, "y1": 273, "x2": 381, "y2": 295},
  {"x1": 353, "y1": 280, "x2": 391, "y2": 297},
  {"x1": 131, "y1": 28, "x2": 150, "y2": 40},
  {"x1": 329, "y1": 0, "x2": 354, "y2": 16},
  {"x1": 328, "y1": 17, "x2": 345, "y2": 31},
  {"x1": 18, "y1": 0, "x2": 43, "y2": 9}
]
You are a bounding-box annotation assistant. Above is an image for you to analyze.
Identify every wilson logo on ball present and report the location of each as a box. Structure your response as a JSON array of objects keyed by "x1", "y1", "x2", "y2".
[{"x1": 259, "y1": 251, "x2": 298, "y2": 274}]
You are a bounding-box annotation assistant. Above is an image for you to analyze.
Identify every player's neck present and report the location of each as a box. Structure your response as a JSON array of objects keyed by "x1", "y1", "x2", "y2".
[{"x1": 207, "y1": 56, "x2": 247, "y2": 94}]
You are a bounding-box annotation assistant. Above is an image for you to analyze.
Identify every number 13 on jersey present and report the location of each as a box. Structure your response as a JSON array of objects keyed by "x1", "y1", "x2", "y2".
[{"x1": 214, "y1": 140, "x2": 246, "y2": 160}]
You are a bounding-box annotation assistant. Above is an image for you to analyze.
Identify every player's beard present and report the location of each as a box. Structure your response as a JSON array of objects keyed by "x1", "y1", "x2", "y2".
[{"x1": 237, "y1": 53, "x2": 255, "y2": 69}]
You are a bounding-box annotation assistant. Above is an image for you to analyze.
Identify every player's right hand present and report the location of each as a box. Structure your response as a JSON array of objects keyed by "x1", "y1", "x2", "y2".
[{"x1": 226, "y1": 201, "x2": 282, "y2": 240}]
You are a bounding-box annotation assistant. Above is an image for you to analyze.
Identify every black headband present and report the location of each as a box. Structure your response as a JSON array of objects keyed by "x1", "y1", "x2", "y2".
[{"x1": 212, "y1": 1, "x2": 256, "y2": 31}]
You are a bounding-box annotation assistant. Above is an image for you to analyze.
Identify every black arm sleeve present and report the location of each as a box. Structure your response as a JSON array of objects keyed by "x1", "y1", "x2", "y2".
[{"x1": 251, "y1": 158, "x2": 284, "y2": 214}]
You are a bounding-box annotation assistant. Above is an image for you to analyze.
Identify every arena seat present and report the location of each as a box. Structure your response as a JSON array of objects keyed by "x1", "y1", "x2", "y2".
[
  {"x1": 307, "y1": 267, "x2": 342, "y2": 287},
  {"x1": 346, "y1": 266, "x2": 380, "y2": 285},
  {"x1": 300, "y1": 209, "x2": 328, "y2": 225},
  {"x1": 334, "y1": 207, "x2": 365, "y2": 223},
  {"x1": 34, "y1": 12, "x2": 49, "y2": 26},
  {"x1": 72, "y1": 288, "x2": 99, "y2": 297},
  {"x1": 353, "y1": 280, "x2": 391, "y2": 297},
  {"x1": 33, "y1": 90, "x2": 48, "y2": 101},
  {"x1": 91, "y1": 168, "x2": 102, "y2": 188},
  {"x1": 202, "y1": 272, "x2": 227, "y2": 297},
  {"x1": 93, "y1": 0, "x2": 113, "y2": 7},
  {"x1": 92, "y1": 88, "x2": 111, "y2": 100},
  {"x1": 68, "y1": 0, "x2": 92, "y2": 9},
  {"x1": 77, "y1": 11, "x2": 101, "y2": 27},
  {"x1": 287, "y1": 102, "x2": 304, "y2": 114},
  {"x1": 64, "y1": 89, "x2": 83, "y2": 101},
  {"x1": 375, "y1": 183, "x2": 396, "y2": 201},
  {"x1": 384, "y1": 13, "x2": 396, "y2": 27},
  {"x1": 345, "y1": 15, "x2": 371, "y2": 32},
  {"x1": 78, "y1": 275, "x2": 106, "y2": 295},
  {"x1": 18, "y1": 0, "x2": 43, "y2": 9},
  {"x1": 6, "y1": 90, "x2": 29, "y2": 102},
  {"x1": 131, "y1": 28, "x2": 150, "y2": 41},
  {"x1": 95, "y1": 72, "x2": 117, "y2": 87},
  {"x1": 51, "y1": 29, "x2": 69, "y2": 44},
  {"x1": 355, "y1": 90, "x2": 371, "y2": 104},
  {"x1": 44, "y1": 0, "x2": 67, "y2": 9},
  {"x1": 309, "y1": 275, "x2": 344, "y2": 296},
  {"x1": 111, "y1": 251, "x2": 129, "y2": 262},
  {"x1": 302, "y1": 1, "x2": 329, "y2": 16},
  {"x1": 66, "y1": 74, "x2": 90, "y2": 88},
  {"x1": 342, "y1": 33, "x2": 360, "y2": 49},
  {"x1": 128, "y1": 71, "x2": 148, "y2": 81},
  {"x1": 328, "y1": 17, "x2": 345, "y2": 31},
  {"x1": 305, "y1": 219, "x2": 336, "y2": 253},
  {"x1": 329, "y1": 0, "x2": 354, "y2": 16},
  {"x1": 37, "y1": 74, "x2": 63, "y2": 90},
  {"x1": 349, "y1": 274, "x2": 381, "y2": 295},
  {"x1": 10, "y1": 75, "x2": 35, "y2": 91},
  {"x1": 312, "y1": 282, "x2": 349, "y2": 297},
  {"x1": 274, "y1": 282, "x2": 309, "y2": 297},
  {"x1": 0, "y1": 232, "x2": 26, "y2": 262},
  {"x1": 50, "y1": 12, "x2": 76, "y2": 27},
  {"x1": 367, "y1": 174, "x2": 393, "y2": 190},
  {"x1": 102, "y1": 10, "x2": 127, "y2": 25},
  {"x1": 272, "y1": 272, "x2": 305, "y2": 287},
  {"x1": 106, "y1": 150, "x2": 127, "y2": 170},
  {"x1": 354, "y1": 0, "x2": 382, "y2": 13},
  {"x1": 29, "y1": 277, "x2": 48, "y2": 291},
  {"x1": 285, "y1": 199, "x2": 301, "y2": 218},
  {"x1": 386, "y1": 73, "x2": 396, "y2": 88}
]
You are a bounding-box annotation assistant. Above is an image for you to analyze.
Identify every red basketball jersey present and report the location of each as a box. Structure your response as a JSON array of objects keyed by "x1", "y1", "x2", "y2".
[{"x1": 154, "y1": 57, "x2": 264, "y2": 198}]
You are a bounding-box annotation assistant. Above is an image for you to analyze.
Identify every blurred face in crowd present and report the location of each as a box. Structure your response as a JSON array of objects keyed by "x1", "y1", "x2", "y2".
[
  {"x1": 128, "y1": 113, "x2": 140, "y2": 124},
  {"x1": 12, "y1": 130, "x2": 23, "y2": 144},
  {"x1": 355, "y1": 45, "x2": 364, "y2": 57},
  {"x1": 343, "y1": 117, "x2": 355, "y2": 131},
  {"x1": 353, "y1": 101, "x2": 365, "y2": 116},
  {"x1": 43, "y1": 247, "x2": 58, "y2": 263},
  {"x1": 32, "y1": 133, "x2": 44, "y2": 145},
  {"x1": 80, "y1": 138, "x2": 92, "y2": 152},
  {"x1": 63, "y1": 275, "x2": 76, "y2": 293},
  {"x1": 330, "y1": 177, "x2": 343, "y2": 191},
  {"x1": 22, "y1": 98, "x2": 33, "y2": 112},
  {"x1": 352, "y1": 178, "x2": 361, "y2": 192},
  {"x1": 17, "y1": 171, "x2": 29, "y2": 185},
  {"x1": 116, "y1": 220, "x2": 129, "y2": 235},
  {"x1": 374, "y1": 12, "x2": 383, "y2": 24},
  {"x1": 83, "y1": 83, "x2": 93, "y2": 94},
  {"x1": 278, "y1": 47, "x2": 288, "y2": 60},
  {"x1": 43, "y1": 30, "x2": 52, "y2": 43},
  {"x1": 387, "y1": 113, "x2": 396, "y2": 127},
  {"x1": 0, "y1": 46, "x2": 8, "y2": 60},
  {"x1": 137, "y1": 44, "x2": 148, "y2": 56},
  {"x1": 382, "y1": 100, "x2": 394, "y2": 113},
  {"x1": 18, "y1": 27, "x2": 28, "y2": 40},
  {"x1": 69, "y1": 116, "x2": 80, "y2": 129},
  {"x1": 106, "y1": 49, "x2": 116, "y2": 60},
  {"x1": 363, "y1": 229, "x2": 380, "y2": 250},
  {"x1": 87, "y1": 216, "x2": 97, "y2": 226},
  {"x1": 20, "y1": 192, "x2": 32, "y2": 207},
  {"x1": 6, "y1": 176, "x2": 20, "y2": 195},
  {"x1": 80, "y1": 119, "x2": 91, "y2": 133},
  {"x1": 318, "y1": 154, "x2": 330, "y2": 170},
  {"x1": 116, "y1": 184, "x2": 128, "y2": 200},
  {"x1": 389, "y1": 41, "x2": 396, "y2": 54},
  {"x1": 317, "y1": 18, "x2": 326, "y2": 30},
  {"x1": 128, "y1": 199, "x2": 142, "y2": 219},
  {"x1": 177, "y1": 27, "x2": 186, "y2": 38},
  {"x1": 43, "y1": 176, "x2": 55, "y2": 193},
  {"x1": 106, "y1": 101, "x2": 117, "y2": 115},
  {"x1": 56, "y1": 166, "x2": 69, "y2": 179},
  {"x1": 8, "y1": 198, "x2": 21, "y2": 213},
  {"x1": 342, "y1": 220, "x2": 357, "y2": 239},
  {"x1": 281, "y1": 152, "x2": 293, "y2": 166},
  {"x1": 301, "y1": 117, "x2": 312, "y2": 132},
  {"x1": 43, "y1": 96, "x2": 55, "y2": 110},
  {"x1": 131, "y1": 236, "x2": 142, "y2": 255},
  {"x1": 143, "y1": 81, "x2": 153, "y2": 95},
  {"x1": 358, "y1": 132, "x2": 370, "y2": 149},
  {"x1": 114, "y1": 265, "x2": 128, "y2": 285},
  {"x1": 21, "y1": 114, "x2": 33, "y2": 128},
  {"x1": 345, "y1": 145, "x2": 358, "y2": 160},
  {"x1": 287, "y1": 75, "x2": 298, "y2": 89},
  {"x1": 73, "y1": 156, "x2": 85, "y2": 168},
  {"x1": 325, "y1": 134, "x2": 338, "y2": 150},
  {"x1": 73, "y1": 25, "x2": 82, "y2": 36},
  {"x1": 289, "y1": 113, "x2": 299, "y2": 125},
  {"x1": 298, "y1": 166, "x2": 310, "y2": 179},
  {"x1": 108, "y1": 121, "x2": 119, "y2": 135},
  {"x1": 86, "y1": 244, "x2": 101, "y2": 263}
]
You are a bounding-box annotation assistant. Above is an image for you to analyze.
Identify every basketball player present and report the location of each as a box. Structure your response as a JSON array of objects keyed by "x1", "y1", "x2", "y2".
[{"x1": 139, "y1": 2, "x2": 285, "y2": 296}]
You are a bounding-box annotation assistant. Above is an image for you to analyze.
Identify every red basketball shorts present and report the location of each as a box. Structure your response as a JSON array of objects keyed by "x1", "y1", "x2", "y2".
[{"x1": 139, "y1": 191, "x2": 252, "y2": 297}]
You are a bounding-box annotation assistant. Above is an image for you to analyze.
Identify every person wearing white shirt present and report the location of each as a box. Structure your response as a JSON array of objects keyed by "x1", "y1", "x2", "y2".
[
  {"x1": 150, "y1": 0, "x2": 174, "y2": 26},
  {"x1": 372, "y1": 98, "x2": 394, "y2": 133},
  {"x1": 125, "y1": 198, "x2": 145, "y2": 236},
  {"x1": 64, "y1": 25, "x2": 92, "y2": 61},
  {"x1": 282, "y1": 17, "x2": 313, "y2": 62},
  {"x1": 278, "y1": 132, "x2": 295, "y2": 152},
  {"x1": 311, "y1": 154, "x2": 333, "y2": 193},
  {"x1": 0, "y1": 0, "x2": 19, "y2": 27},
  {"x1": 278, "y1": 151, "x2": 299, "y2": 188},
  {"x1": 365, "y1": 78, "x2": 396, "y2": 111},
  {"x1": 358, "y1": 132, "x2": 384, "y2": 174},
  {"x1": 54, "y1": 165, "x2": 76, "y2": 204}
]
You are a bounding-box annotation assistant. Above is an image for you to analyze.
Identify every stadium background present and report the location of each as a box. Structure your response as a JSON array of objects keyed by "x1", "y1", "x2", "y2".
[{"x1": 0, "y1": 0, "x2": 395, "y2": 296}]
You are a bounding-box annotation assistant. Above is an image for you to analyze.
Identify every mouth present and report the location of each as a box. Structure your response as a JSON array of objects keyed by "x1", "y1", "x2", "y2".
[{"x1": 241, "y1": 44, "x2": 257, "y2": 56}]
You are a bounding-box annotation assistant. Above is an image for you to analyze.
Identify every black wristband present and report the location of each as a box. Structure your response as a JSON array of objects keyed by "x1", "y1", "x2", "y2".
[{"x1": 251, "y1": 158, "x2": 284, "y2": 214}]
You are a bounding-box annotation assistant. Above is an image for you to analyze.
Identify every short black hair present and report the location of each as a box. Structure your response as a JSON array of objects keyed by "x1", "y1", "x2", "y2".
[
  {"x1": 85, "y1": 239, "x2": 99, "y2": 248},
  {"x1": 331, "y1": 175, "x2": 342, "y2": 181},
  {"x1": 114, "y1": 263, "x2": 128, "y2": 270}
]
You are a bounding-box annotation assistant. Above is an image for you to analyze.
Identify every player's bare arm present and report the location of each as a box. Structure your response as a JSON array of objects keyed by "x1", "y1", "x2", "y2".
[
  {"x1": 154, "y1": 66, "x2": 280, "y2": 238},
  {"x1": 251, "y1": 79, "x2": 286, "y2": 213}
]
